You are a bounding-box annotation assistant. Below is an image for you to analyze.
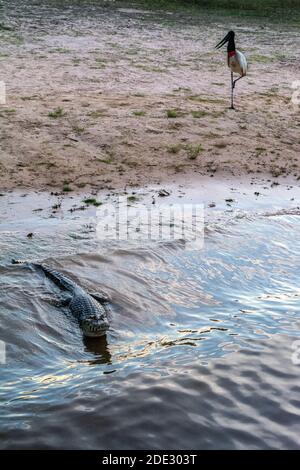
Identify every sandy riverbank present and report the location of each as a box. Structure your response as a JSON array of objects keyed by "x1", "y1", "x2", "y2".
[{"x1": 0, "y1": 2, "x2": 300, "y2": 193}]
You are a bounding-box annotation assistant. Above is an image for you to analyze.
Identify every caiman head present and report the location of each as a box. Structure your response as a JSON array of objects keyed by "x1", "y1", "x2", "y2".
[
  {"x1": 80, "y1": 316, "x2": 110, "y2": 338},
  {"x1": 70, "y1": 294, "x2": 110, "y2": 338}
]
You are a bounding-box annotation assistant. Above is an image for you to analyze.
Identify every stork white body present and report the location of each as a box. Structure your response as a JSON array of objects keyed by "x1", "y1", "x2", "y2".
[
  {"x1": 228, "y1": 50, "x2": 247, "y2": 77},
  {"x1": 216, "y1": 31, "x2": 248, "y2": 109}
]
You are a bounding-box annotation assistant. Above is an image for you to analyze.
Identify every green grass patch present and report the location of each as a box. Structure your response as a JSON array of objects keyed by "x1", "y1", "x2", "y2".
[
  {"x1": 167, "y1": 144, "x2": 183, "y2": 154},
  {"x1": 82, "y1": 198, "x2": 102, "y2": 207},
  {"x1": 185, "y1": 143, "x2": 203, "y2": 160},
  {"x1": 167, "y1": 142, "x2": 203, "y2": 159},
  {"x1": 63, "y1": 184, "x2": 72, "y2": 192},
  {"x1": 166, "y1": 109, "x2": 180, "y2": 118},
  {"x1": 191, "y1": 110, "x2": 208, "y2": 118},
  {"x1": 72, "y1": 126, "x2": 85, "y2": 134},
  {"x1": 135, "y1": 64, "x2": 167, "y2": 73},
  {"x1": 49, "y1": 48, "x2": 71, "y2": 54},
  {"x1": 97, "y1": 157, "x2": 113, "y2": 164},
  {"x1": 249, "y1": 54, "x2": 274, "y2": 63},
  {"x1": 87, "y1": 110, "x2": 106, "y2": 118},
  {"x1": 127, "y1": 195, "x2": 139, "y2": 202},
  {"x1": 21, "y1": 96, "x2": 37, "y2": 101},
  {"x1": 93, "y1": 58, "x2": 107, "y2": 69},
  {"x1": 48, "y1": 107, "x2": 65, "y2": 119},
  {"x1": 188, "y1": 95, "x2": 225, "y2": 105},
  {"x1": 132, "y1": 110, "x2": 146, "y2": 117},
  {"x1": 1, "y1": 108, "x2": 16, "y2": 115}
]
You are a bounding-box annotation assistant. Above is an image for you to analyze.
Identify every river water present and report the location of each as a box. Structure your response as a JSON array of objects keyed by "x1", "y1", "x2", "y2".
[{"x1": 0, "y1": 180, "x2": 300, "y2": 449}]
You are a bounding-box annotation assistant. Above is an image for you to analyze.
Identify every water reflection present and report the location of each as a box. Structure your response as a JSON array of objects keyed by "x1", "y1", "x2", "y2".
[{"x1": 82, "y1": 335, "x2": 112, "y2": 365}]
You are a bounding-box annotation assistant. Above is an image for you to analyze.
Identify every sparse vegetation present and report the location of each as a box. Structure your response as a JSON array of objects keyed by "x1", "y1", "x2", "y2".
[
  {"x1": 134, "y1": 64, "x2": 167, "y2": 73},
  {"x1": 93, "y1": 58, "x2": 106, "y2": 69},
  {"x1": 191, "y1": 110, "x2": 208, "y2": 118},
  {"x1": 185, "y1": 144, "x2": 203, "y2": 160},
  {"x1": 127, "y1": 195, "x2": 138, "y2": 202},
  {"x1": 166, "y1": 109, "x2": 179, "y2": 118},
  {"x1": 21, "y1": 96, "x2": 37, "y2": 101},
  {"x1": 97, "y1": 156, "x2": 113, "y2": 164},
  {"x1": 132, "y1": 110, "x2": 146, "y2": 117},
  {"x1": 251, "y1": 53, "x2": 287, "y2": 63},
  {"x1": 48, "y1": 107, "x2": 65, "y2": 119},
  {"x1": 72, "y1": 126, "x2": 85, "y2": 134},
  {"x1": 82, "y1": 198, "x2": 102, "y2": 207},
  {"x1": 167, "y1": 144, "x2": 182, "y2": 154},
  {"x1": 63, "y1": 184, "x2": 72, "y2": 192},
  {"x1": 167, "y1": 143, "x2": 203, "y2": 160},
  {"x1": 49, "y1": 48, "x2": 71, "y2": 54},
  {"x1": 87, "y1": 110, "x2": 106, "y2": 118},
  {"x1": 0, "y1": 108, "x2": 16, "y2": 115},
  {"x1": 188, "y1": 95, "x2": 225, "y2": 105}
]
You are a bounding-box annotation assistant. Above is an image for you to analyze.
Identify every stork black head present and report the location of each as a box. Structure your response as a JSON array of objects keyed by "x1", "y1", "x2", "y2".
[{"x1": 215, "y1": 31, "x2": 235, "y2": 51}]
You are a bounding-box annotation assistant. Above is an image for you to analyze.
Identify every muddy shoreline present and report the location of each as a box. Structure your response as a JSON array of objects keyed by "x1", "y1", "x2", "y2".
[
  {"x1": 0, "y1": 1, "x2": 300, "y2": 193},
  {"x1": 1, "y1": 174, "x2": 299, "y2": 237}
]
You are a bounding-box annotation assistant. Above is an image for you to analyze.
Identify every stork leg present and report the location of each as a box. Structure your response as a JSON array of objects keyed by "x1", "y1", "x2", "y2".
[
  {"x1": 230, "y1": 71, "x2": 234, "y2": 109},
  {"x1": 233, "y1": 76, "x2": 243, "y2": 89},
  {"x1": 230, "y1": 75, "x2": 243, "y2": 110}
]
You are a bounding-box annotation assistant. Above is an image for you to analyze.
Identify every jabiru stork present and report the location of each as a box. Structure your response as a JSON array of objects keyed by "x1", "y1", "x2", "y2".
[{"x1": 215, "y1": 30, "x2": 247, "y2": 110}]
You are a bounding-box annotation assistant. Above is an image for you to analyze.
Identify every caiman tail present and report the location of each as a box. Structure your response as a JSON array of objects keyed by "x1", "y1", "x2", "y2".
[{"x1": 34, "y1": 265, "x2": 78, "y2": 292}]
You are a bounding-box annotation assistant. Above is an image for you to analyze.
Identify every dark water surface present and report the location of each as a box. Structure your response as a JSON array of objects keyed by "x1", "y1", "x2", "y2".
[{"x1": 0, "y1": 188, "x2": 300, "y2": 449}]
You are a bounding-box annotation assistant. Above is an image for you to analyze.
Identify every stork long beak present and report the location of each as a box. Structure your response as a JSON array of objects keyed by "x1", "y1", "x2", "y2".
[{"x1": 215, "y1": 33, "x2": 230, "y2": 49}]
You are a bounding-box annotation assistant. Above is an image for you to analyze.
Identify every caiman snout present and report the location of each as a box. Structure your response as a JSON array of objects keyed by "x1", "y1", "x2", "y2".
[{"x1": 80, "y1": 318, "x2": 110, "y2": 338}]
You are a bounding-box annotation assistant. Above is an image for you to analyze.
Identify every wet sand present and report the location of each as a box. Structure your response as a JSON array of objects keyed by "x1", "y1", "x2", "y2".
[
  {"x1": 0, "y1": 1, "x2": 300, "y2": 192},
  {"x1": 1, "y1": 174, "x2": 299, "y2": 244}
]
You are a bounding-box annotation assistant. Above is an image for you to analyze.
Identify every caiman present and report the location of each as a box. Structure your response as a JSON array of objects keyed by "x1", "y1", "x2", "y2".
[{"x1": 13, "y1": 261, "x2": 110, "y2": 337}]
